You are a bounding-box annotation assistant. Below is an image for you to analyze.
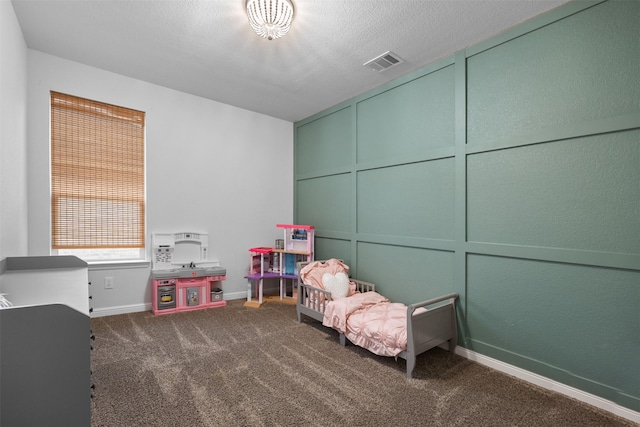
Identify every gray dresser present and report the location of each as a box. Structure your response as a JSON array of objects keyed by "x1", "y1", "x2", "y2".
[{"x1": 0, "y1": 256, "x2": 91, "y2": 426}]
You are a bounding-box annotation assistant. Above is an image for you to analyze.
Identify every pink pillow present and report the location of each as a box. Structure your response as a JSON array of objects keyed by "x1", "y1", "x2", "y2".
[
  {"x1": 299, "y1": 259, "x2": 349, "y2": 289},
  {"x1": 300, "y1": 259, "x2": 358, "y2": 297}
]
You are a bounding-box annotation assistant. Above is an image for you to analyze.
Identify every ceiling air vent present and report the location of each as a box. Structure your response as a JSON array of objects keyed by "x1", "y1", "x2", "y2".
[{"x1": 363, "y1": 51, "x2": 403, "y2": 72}]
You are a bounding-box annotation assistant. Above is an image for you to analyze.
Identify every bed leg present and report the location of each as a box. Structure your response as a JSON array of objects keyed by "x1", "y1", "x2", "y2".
[
  {"x1": 406, "y1": 355, "x2": 416, "y2": 379},
  {"x1": 448, "y1": 339, "x2": 457, "y2": 355},
  {"x1": 339, "y1": 333, "x2": 346, "y2": 346},
  {"x1": 449, "y1": 311, "x2": 458, "y2": 354},
  {"x1": 297, "y1": 311, "x2": 301, "y2": 323}
]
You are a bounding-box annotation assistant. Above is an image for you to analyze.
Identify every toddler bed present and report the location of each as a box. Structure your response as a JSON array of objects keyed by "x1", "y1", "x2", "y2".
[{"x1": 296, "y1": 259, "x2": 459, "y2": 378}]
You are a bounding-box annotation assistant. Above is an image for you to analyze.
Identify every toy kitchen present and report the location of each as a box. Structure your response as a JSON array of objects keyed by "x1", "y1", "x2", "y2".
[{"x1": 150, "y1": 232, "x2": 226, "y2": 315}]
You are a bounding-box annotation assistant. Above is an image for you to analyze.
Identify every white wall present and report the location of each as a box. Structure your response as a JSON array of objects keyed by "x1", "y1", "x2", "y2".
[
  {"x1": 26, "y1": 50, "x2": 294, "y2": 315},
  {"x1": 0, "y1": 1, "x2": 29, "y2": 259}
]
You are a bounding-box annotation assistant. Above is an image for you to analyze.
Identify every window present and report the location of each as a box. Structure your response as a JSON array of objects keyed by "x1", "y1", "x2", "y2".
[{"x1": 50, "y1": 91, "x2": 145, "y2": 261}]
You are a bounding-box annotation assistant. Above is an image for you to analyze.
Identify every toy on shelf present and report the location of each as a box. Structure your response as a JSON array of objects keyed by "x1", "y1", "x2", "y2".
[
  {"x1": 245, "y1": 224, "x2": 314, "y2": 308},
  {"x1": 249, "y1": 247, "x2": 274, "y2": 275}
]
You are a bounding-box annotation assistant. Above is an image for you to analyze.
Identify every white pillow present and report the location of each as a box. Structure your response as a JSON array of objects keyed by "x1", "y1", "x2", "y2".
[{"x1": 322, "y1": 272, "x2": 350, "y2": 300}]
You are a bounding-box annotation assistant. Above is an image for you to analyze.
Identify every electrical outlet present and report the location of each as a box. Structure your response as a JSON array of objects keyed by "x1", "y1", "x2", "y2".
[{"x1": 104, "y1": 277, "x2": 114, "y2": 289}]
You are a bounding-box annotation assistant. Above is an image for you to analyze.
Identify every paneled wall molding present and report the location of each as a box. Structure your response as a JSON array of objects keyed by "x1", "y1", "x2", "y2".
[
  {"x1": 357, "y1": 147, "x2": 456, "y2": 173},
  {"x1": 313, "y1": 230, "x2": 353, "y2": 241},
  {"x1": 353, "y1": 57, "x2": 455, "y2": 114},
  {"x1": 465, "y1": 0, "x2": 606, "y2": 59},
  {"x1": 295, "y1": 0, "x2": 639, "y2": 414},
  {"x1": 296, "y1": 169, "x2": 351, "y2": 182},
  {"x1": 465, "y1": 113, "x2": 640, "y2": 155},
  {"x1": 453, "y1": 48, "x2": 468, "y2": 329},
  {"x1": 352, "y1": 234, "x2": 455, "y2": 252},
  {"x1": 295, "y1": 56, "x2": 455, "y2": 130},
  {"x1": 466, "y1": 242, "x2": 640, "y2": 271},
  {"x1": 295, "y1": 149, "x2": 456, "y2": 181}
]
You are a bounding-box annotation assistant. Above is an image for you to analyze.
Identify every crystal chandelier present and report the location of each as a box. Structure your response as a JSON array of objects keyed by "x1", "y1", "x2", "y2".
[{"x1": 246, "y1": 0, "x2": 295, "y2": 40}]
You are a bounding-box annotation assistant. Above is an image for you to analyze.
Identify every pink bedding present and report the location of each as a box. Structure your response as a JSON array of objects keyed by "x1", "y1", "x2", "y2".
[{"x1": 322, "y1": 291, "x2": 409, "y2": 357}]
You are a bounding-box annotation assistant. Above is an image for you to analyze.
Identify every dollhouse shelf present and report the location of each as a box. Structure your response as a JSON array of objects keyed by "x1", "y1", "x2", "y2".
[{"x1": 244, "y1": 224, "x2": 314, "y2": 308}]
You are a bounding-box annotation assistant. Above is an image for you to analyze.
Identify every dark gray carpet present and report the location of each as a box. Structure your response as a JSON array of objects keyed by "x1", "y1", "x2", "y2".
[{"x1": 91, "y1": 300, "x2": 633, "y2": 426}]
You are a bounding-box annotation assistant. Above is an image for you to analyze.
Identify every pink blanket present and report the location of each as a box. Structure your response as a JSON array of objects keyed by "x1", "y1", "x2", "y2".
[{"x1": 322, "y1": 291, "x2": 409, "y2": 357}]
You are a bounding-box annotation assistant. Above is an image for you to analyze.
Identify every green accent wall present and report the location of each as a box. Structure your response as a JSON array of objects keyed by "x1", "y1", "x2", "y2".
[{"x1": 294, "y1": 0, "x2": 639, "y2": 412}]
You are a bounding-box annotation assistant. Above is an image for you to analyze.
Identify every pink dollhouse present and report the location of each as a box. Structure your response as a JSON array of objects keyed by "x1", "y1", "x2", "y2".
[{"x1": 245, "y1": 224, "x2": 314, "y2": 307}]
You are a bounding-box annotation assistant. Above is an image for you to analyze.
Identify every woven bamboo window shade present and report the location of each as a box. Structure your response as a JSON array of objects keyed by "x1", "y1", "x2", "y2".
[{"x1": 51, "y1": 91, "x2": 145, "y2": 249}]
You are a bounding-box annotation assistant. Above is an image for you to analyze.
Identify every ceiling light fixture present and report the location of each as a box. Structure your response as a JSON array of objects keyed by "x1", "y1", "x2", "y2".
[{"x1": 246, "y1": 0, "x2": 294, "y2": 40}]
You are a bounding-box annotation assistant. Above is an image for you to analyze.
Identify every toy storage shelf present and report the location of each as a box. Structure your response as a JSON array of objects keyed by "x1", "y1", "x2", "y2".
[
  {"x1": 245, "y1": 224, "x2": 314, "y2": 308},
  {"x1": 152, "y1": 275, "x2": 226, "y2": 315}
]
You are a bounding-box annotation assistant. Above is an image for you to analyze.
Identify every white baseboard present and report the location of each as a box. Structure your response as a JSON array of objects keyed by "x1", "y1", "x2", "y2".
[
  {"x1": 455, "y1": 347, "x2": 640, "y2": 424},
  {"x1": 221, "y1": 291, "x2": 249, "y2": 301},
  {"x1": 91, "y1": 303, "x2": 151, "y2": 317}
]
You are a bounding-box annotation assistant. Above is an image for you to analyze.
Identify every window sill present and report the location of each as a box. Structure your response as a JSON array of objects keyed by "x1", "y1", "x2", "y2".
[{"x1": 88, "y1": 260, "x2": 150, "y2": 271}]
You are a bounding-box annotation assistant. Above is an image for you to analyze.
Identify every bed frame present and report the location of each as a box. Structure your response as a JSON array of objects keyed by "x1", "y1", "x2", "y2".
[{"x1": 296, "y1": 266, "x2": 459, "y2": 378}]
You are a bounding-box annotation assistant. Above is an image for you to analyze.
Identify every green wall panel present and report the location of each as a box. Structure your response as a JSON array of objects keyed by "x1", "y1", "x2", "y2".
[
  {"x1": 357, "y1": 159, "x2": 455, "y2": 240},
  {"x1": 467, "y1": 130, "x2": 640, "y2": 254},
  {"x1": 467, "y1": 0, "x2": 640, "y2": 144},
  {"x1": 296, "y1": 107, "x2": 352, "y2": 175},
  {"x1": 356, "y1": 242, "x2": 455, "y2": 304},
  {"x1": 357, "y1": 65, "x2": 455, "y2": 163},
  {"x1": 294, "y1": 0, "x2": 640, "y2": 413},
  {"x1": 467, "y1": 254, "x2": 639, "y2": 406},
  {"x1": 296, "y1": 175, "x2": 351, "y2": 233},
  {"x1": 314, "y1": 237, "x2": 352, "y2": 267}
]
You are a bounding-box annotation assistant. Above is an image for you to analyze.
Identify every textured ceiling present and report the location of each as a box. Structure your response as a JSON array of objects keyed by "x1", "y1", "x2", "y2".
[{"x1": 11, "y1": 0, "x2": 570, "y2": 122}]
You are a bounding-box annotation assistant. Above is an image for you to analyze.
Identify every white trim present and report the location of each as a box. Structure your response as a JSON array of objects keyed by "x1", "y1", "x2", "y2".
[
  {"x1": 219, "y1": 291, "x2": 247, "y2": 301},
  {"x1": 455, "y1": 347, "x2": 640, "y2": 424},
  {"x1": 88, "y1": 260, "x2": 150, "y2": 270},
  {"x1": 91, "y1": 303, "x2": 150, "y2": 318}
]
